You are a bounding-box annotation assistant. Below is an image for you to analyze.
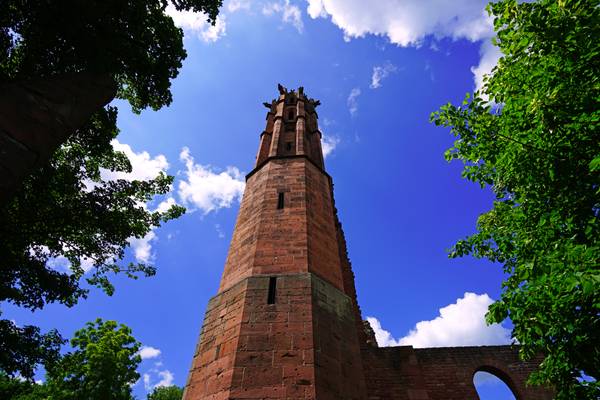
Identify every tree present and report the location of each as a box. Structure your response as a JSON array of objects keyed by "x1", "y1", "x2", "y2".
[
  {"x1": 431, "y1": 0, "x2": 599, "y2": 398},
  {"x1": 0, "y1": 0, "x2": 220, "y2": 378},
  {"x1": 1, "y1": 0, "x2": 221, "y2": 111},
  {"x1": 44, "y1": 319, "x2": 141, "y2": 400},
  {"x1": 0, "y1": 319, "x2": 143, "y2": 400},
  {"x1": 148, "y1": 385, "x2": 184, "y2": 400},
  {"x1": 0, "y1": 373, "x2": 49, "y2": 400},
  {"x1": 0, "y1": 321, "x2": 63, "y2": 383},
  {"x1": 0, "y1": 107, "x2": 183, "y2": 378}
]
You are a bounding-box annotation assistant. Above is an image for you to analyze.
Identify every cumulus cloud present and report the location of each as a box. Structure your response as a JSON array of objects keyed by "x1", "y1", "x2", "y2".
[
  {"x1": 178, "y1": 147, "x2": 245, "y2": 214},
  {"x1": 100, "y1": 140, "x2": 169, "y2": 183},
  {"x1": 347, "y1": 87, "x2": 361, "y2": 116},
  {"x1": 370, "y1": 61, "x2": 398, "y2": 89},
  {"x1": 263, "y1": 0, "x2": 304, "y2": 33},
  {"x1": 471, "y1": 40, "x2": 502, "y2": 95},
  {"x1": 306, "y1": 0, "x2": 500, "y2": 90},
  {"x1": 128, "y1": 231, "x2": 157, "y2": 264},
  {"x1": 38, "y1": 245, "x2": 97, "y2": 274},
  {"x1": 143, "y1": 369, "x2": 174, "y2": 391},
  {"x1": 138, "y1": 346, "x2": 174, "y2": 392},
  {"x1": 46, "y1": 254, "x2": 95, "y2": 274},
  {"x1": 154, "y1": 197, "x2": 177, "y2": 214},
  {"x1": 321, "y1": 135, "x2": 340, "y2": 158},
  {"x1": 366, "y1": 292, "x2": 512, "y2": 348},
  {"x1": 138, "y1": 346, "x2": 162, "y2": 360},
  {"x1": 305, "y1": 0, "x2": 492, "y2": 46},
  {"x1": 366, "y1": 317, "x2": 403, "y2": 347},
  {"x1": 227, "y1": 0, "x2": 251, "y2": 12},
  {"x1": 165, "y1": 5, "x2": 226, "y2": 42},
  {"x1": 102, "y1": 141, "x2": 173, "y2": 264}
]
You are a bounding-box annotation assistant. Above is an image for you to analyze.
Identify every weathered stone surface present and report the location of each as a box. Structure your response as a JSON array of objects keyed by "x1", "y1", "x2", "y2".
[{"x1": 0, "y1": 72, "x2": 116, "y2": 204}]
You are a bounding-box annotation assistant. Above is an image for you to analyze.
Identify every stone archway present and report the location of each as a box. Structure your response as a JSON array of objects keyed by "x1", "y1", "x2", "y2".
[{"x1": 473, "y1": 366, "x2": 520, "y2": 400}]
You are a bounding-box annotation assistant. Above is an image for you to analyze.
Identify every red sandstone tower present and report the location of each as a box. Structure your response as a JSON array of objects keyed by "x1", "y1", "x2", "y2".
[
  {"x1": 183, "y1": 85, "x2": 553, "y2": 400},
  {"x1": 182, "y1": 84, "x2": 367, "y2": 399}
]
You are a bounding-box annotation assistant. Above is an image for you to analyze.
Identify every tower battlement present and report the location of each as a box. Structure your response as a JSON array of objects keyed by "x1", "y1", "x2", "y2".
[{"x1": 255, "y1": 84, "x2": 324, "y2": 170}]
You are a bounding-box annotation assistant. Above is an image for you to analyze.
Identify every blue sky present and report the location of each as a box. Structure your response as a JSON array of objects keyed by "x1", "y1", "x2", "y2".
[{"x1": 7, "y1": 1, "x2": 519, "y2": 398}]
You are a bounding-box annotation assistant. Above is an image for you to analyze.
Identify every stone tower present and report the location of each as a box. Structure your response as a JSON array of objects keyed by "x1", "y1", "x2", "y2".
[
  {"x1": 182, "y1": 84, "x2": 367, "y2": 399},
  {"x1": 183, "y1": 85, "x2": 553, "y2": 400}
]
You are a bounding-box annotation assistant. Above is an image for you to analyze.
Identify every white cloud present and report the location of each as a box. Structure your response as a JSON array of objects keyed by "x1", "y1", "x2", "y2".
[
  {"x1": 366, "y1": 292, "x2": 512, "y2": 348},
  {"x1": 305, "y1": 0, "x2": 500, "y2": 90},
  {"x1": 79, "y1": 256, "x2": 95, "y2": 272},
  {"x1": 227, "y1": 0, "x2": 251, "y2": 12},
  {"x1": 39, "y1": 245, "x2": 97, "y2": 274},
  {"x1": 347, "y1": 87, "x2": 361, "y2": 117},
  {"x1": 83, "y1": 140, "x2": 170, "y2": 193},
  {"x1": 307, "y1": 0, "x2": 327, "y2": 18},
  {"x1": 305, "y1": 0, "x2": 492, "y2": 46},
  {"x1": 165, "y1": 5, "x2": 226, "y2": 42},
  {"x1": 215, "y1": 223, "x2": 225, "y2": 239},
  {"x1": 139, "y1": 347, "x2": 174, "y2": 392},
  {"x1": 263, "y1": 0, "x2": 304, "y2": 33},
  {"x1": 471, "y1": 39, "x2": 502, "y2": 95},
  {"x1": 138, "y1": 346, "x2": 162, "y2": 360},
  {"x1": 366, "y1": 317, "x2": 402, "y2": 347},
  {"x1": 155, "y1": 370, "x2": 174, "y2": 388},
  {"x1": 102, "y1": 141, "x2": 174, "y2": 263},
  {"x1": 321, "y1": 135, "x2": 340, "y2": 158},
  {"x1": 178, "y1": 147, "x2": 245, "y2": 214},
  {"x1": 154, "y1": 197, "x2": 177, "y2": 214},
  {"x1": 370, "y1": 61, "x2": 398, "y2": 89},
  {"x1": 103, "y1": 140, "x2": 169, "y2": 183},
  {"x1": 128, "y1": 231, "x2": 157, "y2": 264},
  {"x1": 143, "y1": 369, "x2": 175, "y2": 391},
  {"x1": 142, "y1": 374, "x2": 151, "y2": 390}
]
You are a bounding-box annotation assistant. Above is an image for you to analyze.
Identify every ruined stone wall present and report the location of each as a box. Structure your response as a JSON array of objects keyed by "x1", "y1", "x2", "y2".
[
  {"x1": 359, "y1": 344, "x2": 554, "y2": 400},
  {"x1": 414, "y1": 346, "x2": 553, "y2": 400}
]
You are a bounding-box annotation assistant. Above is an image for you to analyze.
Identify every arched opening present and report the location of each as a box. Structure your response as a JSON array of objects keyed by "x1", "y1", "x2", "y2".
[{"x1": 473, "y1": 370, "x2": 518, "y2": 400}]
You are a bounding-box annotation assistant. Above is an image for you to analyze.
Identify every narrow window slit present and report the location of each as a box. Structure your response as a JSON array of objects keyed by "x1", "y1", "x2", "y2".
[
  {"x1": 215, "y1": 344, "x2": 221, "y2": 360},
  {"x1": 286, "y1": 142, "x2": 292, "y2": 151},
  {"x1": 267, "y1": 277, "x2": 277, "y2": 304},
  {"x1": 277, "y1": 192, "x2": 285, "y2": 209}
]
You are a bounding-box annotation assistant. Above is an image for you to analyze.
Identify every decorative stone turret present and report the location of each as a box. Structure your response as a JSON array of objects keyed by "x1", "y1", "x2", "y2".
[{"x1": 256, "y1": 84, "x2": 324, "y2": 169}]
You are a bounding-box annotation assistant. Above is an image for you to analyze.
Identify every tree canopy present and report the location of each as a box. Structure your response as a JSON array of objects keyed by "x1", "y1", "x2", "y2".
[
  {"x1": 0, "y1": 0, "x2": 220, "y2": 379},
  {"x1": 148, "y1": 385, "x2": 185, "y2": 400},
  {"x1": 0, "y1": 319, "x2": 142, "y2": 400},
  {"x1": 431, "y1": 0, "x2": 599, "y2": 398},
  {"x1": 1, "y1": 0, "x2": 222, "y2": 111},
  {"x1": 44, "y1": 319, "x2": 141, "y2": 400}
]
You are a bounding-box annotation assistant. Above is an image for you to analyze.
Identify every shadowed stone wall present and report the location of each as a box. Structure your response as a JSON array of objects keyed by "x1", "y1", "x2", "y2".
[{"x1": 0, "y1": 73, "x2": 115, "y2": 204}]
